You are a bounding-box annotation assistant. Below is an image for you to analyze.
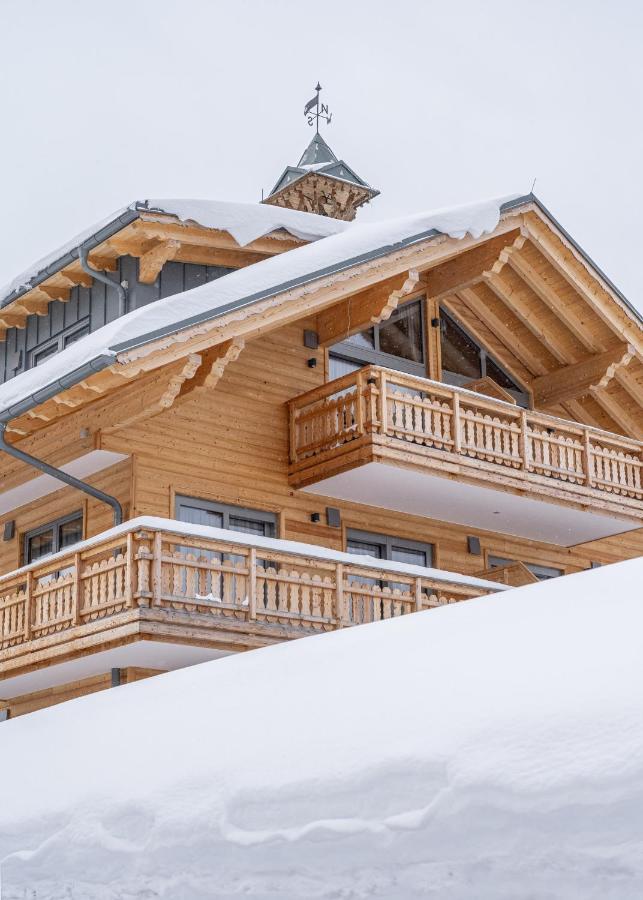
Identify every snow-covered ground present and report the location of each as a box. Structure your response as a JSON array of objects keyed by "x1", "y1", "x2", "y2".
[{"x1": 1, "y1": 558, "x2": 642, "y2": 898}]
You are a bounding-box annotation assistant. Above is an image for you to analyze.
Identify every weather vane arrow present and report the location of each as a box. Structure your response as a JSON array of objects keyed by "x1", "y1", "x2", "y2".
[{"x1": 304, "y1": 82, "x2": 332, "y2": 131}]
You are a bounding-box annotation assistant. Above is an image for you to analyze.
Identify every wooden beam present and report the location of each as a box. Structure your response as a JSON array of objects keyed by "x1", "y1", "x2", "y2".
[
  {"x1": 138, "y1": 239, "x2": 181, "y2": 284},
  {"x1": 87, "y1": 252, "x2": 118, "y2": 272},
  {"x1": 522, "y1": 216, "x2": 643, "y2": 352},
  {"x1": 59, "y1": 268, "x2": 93, "y2": 289},
  {"x1": 426, "y1": 230, "x2": 521, "y2": 299},
  {"x1": 483, "y1": 268, "x2": 572, "y2": 363},
  {"x1": 532, "y1": 344, "x2": 635, "y2": 406},
  {"x1": 316, "y1": 270, "x2": 420, "y2": 346},
  {"x1": 135, "y1": 216, "x2": 305, "y2": 254},
  {"x1": 38, "y1": 285, "x2": 70, "y2": 302},
  {"x1": 180, "y1": 337, "x2": 245, "y2": 397},
  {"x1": 102, "y1": 355, "x2": 202, "y2": 434},
  {"x1": 456, "y1": 286, "x2": 550, "y2": 375},
  {"x1": 0, "y1": 311, "x2": 26, "y2": 329},
  {"x1": 172, "y1": 244, "x2": 268, "y2": 269},
  {"x1": 589, "y1": 387, "x2": 643, "y2": 440},
  {"x1": 506, "y1": 245, "x2": 602, "y2": 352}
]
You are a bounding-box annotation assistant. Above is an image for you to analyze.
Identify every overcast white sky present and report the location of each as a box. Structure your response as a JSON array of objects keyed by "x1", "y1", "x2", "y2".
[{"x1": 0, "y1": 0, "x2": 641, "y2": 310}]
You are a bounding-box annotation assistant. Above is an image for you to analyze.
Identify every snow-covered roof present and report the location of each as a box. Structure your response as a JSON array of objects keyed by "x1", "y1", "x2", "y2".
[
  {"x1": 0, "y1": 194, "x2": 516, "y2": 418},
  {"x1": 1, "y1": 558, "x2": 641, "y2": 894},
  {"x1": 0, "y1": 199, "x2": 350, "y2": 307}
]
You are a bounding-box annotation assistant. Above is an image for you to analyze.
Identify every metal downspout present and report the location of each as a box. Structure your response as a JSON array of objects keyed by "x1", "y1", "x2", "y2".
[
  {"x1": 0, "y1": 422, "x2": 123, "y2": 526},
  {"x1": 78, "y1": 245, "x2": 128, "y2": 317}
]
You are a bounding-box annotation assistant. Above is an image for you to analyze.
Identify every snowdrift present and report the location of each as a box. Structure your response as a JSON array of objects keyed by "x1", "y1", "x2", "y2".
[{"x1": 1, "y1": 557, "x2": 643, "y2": 898}]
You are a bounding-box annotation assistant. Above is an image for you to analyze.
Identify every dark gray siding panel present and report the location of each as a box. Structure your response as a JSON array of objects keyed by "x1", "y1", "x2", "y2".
[{"x1": 0, "y1": 258, "x2": 234, "y2": 384}]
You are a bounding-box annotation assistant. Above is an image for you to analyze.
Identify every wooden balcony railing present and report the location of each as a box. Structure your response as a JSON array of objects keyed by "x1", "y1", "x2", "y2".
[
  {"x1": 0, "y1": 518, "x2": 502, "y2": 656},
  {"x1": 288, "y1": 366, "x2": 643, "y2": 511}
]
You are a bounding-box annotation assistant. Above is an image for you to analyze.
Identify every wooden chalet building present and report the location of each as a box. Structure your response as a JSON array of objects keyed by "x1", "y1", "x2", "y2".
[{"x1": 0, "y1": 128, "x2": 642, "y2": 718}]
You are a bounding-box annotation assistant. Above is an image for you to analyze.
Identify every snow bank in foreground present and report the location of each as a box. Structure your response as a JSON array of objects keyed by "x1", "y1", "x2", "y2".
[{"x1": 2, "y1": 557, "x2": 642, "y2": 898}]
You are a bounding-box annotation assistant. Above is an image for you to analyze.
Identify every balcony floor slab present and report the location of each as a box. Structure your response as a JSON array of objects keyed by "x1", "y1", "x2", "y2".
[{"x1": 302, "y1": 461, "x2": 640, "y2": 546}]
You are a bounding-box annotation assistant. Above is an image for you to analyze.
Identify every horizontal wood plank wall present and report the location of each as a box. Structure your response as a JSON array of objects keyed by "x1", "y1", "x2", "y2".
[
  {"x1": 0, "y1": 666, "x2": 161, "y2": 718},
  {"x1": 0, "y1": 460, "x2": 131, "y2": 574},
  {"x1": 95, "y1": 318, "x2": 643, "y2": 580}
]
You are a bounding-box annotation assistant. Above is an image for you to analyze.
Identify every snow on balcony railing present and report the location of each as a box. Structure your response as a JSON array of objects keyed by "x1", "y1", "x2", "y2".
[
  {"x1": 0, "y1": 517, "x2": 505, "y2": 653},
  {"x1": 289, "y1": 366, "x2": 643, "y2": 503}
]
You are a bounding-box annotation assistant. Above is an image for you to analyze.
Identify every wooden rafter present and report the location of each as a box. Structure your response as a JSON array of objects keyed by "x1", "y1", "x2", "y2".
[
  {"x1": 456, "y1": 286, "x2": 551, "y2": 375},
  {"x1": 101, "y1": 354, "x2": 202, "y2": 434},
  {"x1": 523, "y1": 215, "x2": 643, "y2": 352},
  {"x1": 425, "y1": 230, "x2": 521, "y2": 299},
  {"x1": 589, "y1": 387, "x2": 643, "y2": 440},
  {"x1": 532, "y1": 344, "x2": 635, "y2": 407},
  {"x1": 316, "y1": 270, "x2": 420, "y2": 346},
  {"x1": 138, "y1": 239, "x2": 181, "y2": 284},
  {"x1": 505, "y1": 244, "x2": 603, "y2": 352},
  {"x1": 180, "y1": 337, "x2": 245, "y2": 397}
]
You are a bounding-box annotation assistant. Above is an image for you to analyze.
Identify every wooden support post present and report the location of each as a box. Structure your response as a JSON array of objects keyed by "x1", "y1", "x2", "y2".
[
  {"x1": 24, "y1": 570, "x2": 33, "y2": 641},
  {"x1": 152, "y1": 531, "x2": 163, "y2": 606},
  {"x1": 289, "y1": 403, "x2": 298, "y2": 464},
  {"x1": 583, "y1": 428, "x2": 594, "y2": 488},
  {"x1": 414, "y1": 577, "x2": 423, "y2": 612},
  {"x1": 519, "y1": 410, "x2": 530, "y2": 470},
  {"x1": 356, "y1": 371, "x2": 365, "y2": 435},
  {"x1": 378, "y1": 370, "x2": 388, "y2": 435},
  {"x1": 335, "y1": 563, "x2": 345, "y2": 627},
  {"x1": 452, "y1": 392, "x2": 461, "y2": 453},
  {"x1": 72, "y1": 552, "x2": 81, "y2": 624},
  {"x1": 248, "y1": 548, "x2": 257, "y2": 620},
  {"x1": 125, "y1": 532, "x2": 136, "y2": 608}
]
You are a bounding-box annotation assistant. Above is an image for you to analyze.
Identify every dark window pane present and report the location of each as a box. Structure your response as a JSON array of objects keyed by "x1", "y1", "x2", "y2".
[
  {"x1": 64, "y1": 325, "x2": 90, "y2": 347},
  {"x1": 59, "y1": 517, "x2": 83, "y2": 549},
  {"x1": 229, "y1": 516, "x2": 273, "y2": 538},
  {"x1": 378, "y1": 303, "x2": 424, "y2": 363},
  {"x1": 177, "y1": 504, "x2": 224, "y2": 529},
  {"x1": 28, "y1": 529, "x2": 54, "y2": 562},
  {"x1": 347, "y1": 539, "x2": 384, "y2": 560},
  {"x1": 344, "y1": 327, "x2": 375, "y2": 350},
  {"x1": 391, "y1": 546, "x2": 429, "y2": 567},
  {"x1": 486, "y1": 357, "x2": 520, "y2": 392},
  {"x1": 441, "y1": 314, "x2": 482, "y2": 379},
  {"x1": 32, "y1": 343, "x2": 58, "y2": 367}
]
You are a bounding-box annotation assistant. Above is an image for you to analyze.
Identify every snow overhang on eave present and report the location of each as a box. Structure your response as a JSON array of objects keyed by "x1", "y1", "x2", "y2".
[{"x1": 1, "y1": 192, "x2": 640, "y2": 426}]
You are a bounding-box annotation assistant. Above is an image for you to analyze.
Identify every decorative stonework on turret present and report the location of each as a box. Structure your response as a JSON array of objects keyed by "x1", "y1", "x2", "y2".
[{"x1": 263, "y1": 84, "x2": 379, "y2": 221}]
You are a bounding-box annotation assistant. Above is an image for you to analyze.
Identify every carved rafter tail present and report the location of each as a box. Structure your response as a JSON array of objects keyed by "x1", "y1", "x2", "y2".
[
  {"x1": 180, "y1": 337, "x2": 245, "y2": 397},
  {"x1": 316, "y1": 269, "x2": 420, "y2": 347}
]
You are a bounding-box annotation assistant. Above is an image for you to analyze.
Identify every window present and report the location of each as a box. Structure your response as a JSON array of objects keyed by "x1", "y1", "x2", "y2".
[
  {"x1": 488, "y1": 555, "x2": 563, "y2": 581},
  {"x1": 440, "y1": 310, "x2": 528, "y2": 406},
  {"x1": 24, "y1": 512, "x2": 83, "y2": 564},
  {"x1": 347, "y1": 529, "x2": 433, "y2": 568},
  {"x1": 29, "y1": 320, "x2": 90, "y2": 369},
  {"x1": 175, "y1": 496, "x2": 277, "y2": 537},
  {"x1": 329, "y1": 299, "x2": 426, "y2": 380}
]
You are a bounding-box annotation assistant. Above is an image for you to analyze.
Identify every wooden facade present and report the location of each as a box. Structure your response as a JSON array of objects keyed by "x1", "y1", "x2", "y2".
[{"x1": 1, "y1": 196, "x2": 642, "y2": 718}]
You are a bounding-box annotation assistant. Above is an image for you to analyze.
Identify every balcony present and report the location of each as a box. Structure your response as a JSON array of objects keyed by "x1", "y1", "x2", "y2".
[
  {"x1": 0, "y1": 517, "x2": 501, "y2": 693},
  {"x1": 288, "y1": 366, "x2": 643, "y2": 545}
]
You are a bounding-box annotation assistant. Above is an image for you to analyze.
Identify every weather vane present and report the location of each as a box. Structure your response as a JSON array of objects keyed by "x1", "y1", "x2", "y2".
[{"x1": 304, "y1": 83, "x2": 332, "y2": 131}]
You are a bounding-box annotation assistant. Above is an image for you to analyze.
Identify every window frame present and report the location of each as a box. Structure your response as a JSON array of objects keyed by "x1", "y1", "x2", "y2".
[
  {"x1": 23, "y1": 510, "x2": 84, "y2": 565},
  {"x1": 29, "y1": 319, "x2": 91, "y2": 370},
  {"x1": 487, "y1": 554, "x2": 563, "y2": 581},
  {"x1": 346, "y1": 528, "x2": 433, "y2": 568},
  {"x1": 329, "y1": 298, "x2": 427, "y2": 379},
  {"x1": 175, "y1": 495, "x2": 278, "y2": 538},
  {"x1": 439, "y1": 309, "x2": 529, "y2": 406}
]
